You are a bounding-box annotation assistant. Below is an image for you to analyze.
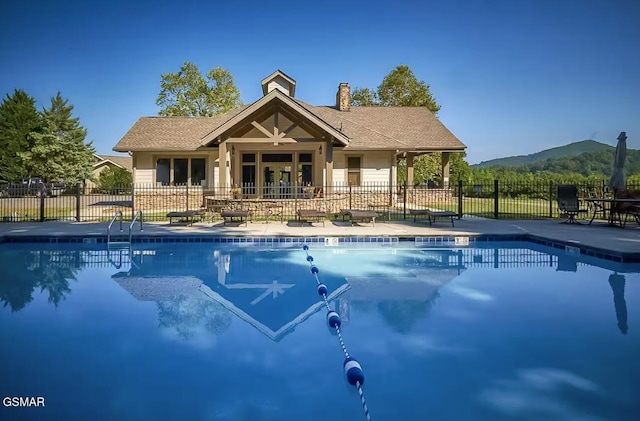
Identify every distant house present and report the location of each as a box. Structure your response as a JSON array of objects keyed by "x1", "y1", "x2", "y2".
[
  {"x1": 113, "y1": 70, "x2": 465, "y2": 194},
  {"x1": 86, "y1": 154, "x2": 132, "y2": 189}
]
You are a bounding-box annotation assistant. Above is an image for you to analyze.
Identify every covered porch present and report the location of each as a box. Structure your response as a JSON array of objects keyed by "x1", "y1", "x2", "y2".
[{"x1": 200, "y1": 87, "x2": 349, "y2": 199}]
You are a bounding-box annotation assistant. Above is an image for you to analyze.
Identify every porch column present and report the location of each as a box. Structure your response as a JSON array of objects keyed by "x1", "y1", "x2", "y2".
[
  {"x1": 406, "y1": 152, "x2": 415, "y2": 187},
  {"x1": 206, "y1": 150, "x2": 215, "y2": 188},
  {"x1": 219, "y1": 140, "x2": 227, "y2": 194},
  {"x1": 389, "y1": 151, "x2": 397, "y2": 206},
  {"x1": 325, "y1": 141, "x2": 333, "y2": 194},
  {"x1": 441, "y1": 152, "x2": 450, "y2": 188}
]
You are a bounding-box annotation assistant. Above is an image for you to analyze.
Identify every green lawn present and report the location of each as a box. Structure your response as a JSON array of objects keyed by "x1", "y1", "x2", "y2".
[{"x1": 0, "y1": 207, "x2": 76, "y2": 221}]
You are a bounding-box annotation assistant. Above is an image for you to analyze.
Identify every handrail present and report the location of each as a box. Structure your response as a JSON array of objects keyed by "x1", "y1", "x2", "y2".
[
  {"x1": 107, "y1": 211, "x2": 123, "y2": 243},
  {"x1": 129, "y1": 211, "x2": 143, "y2": 243}
]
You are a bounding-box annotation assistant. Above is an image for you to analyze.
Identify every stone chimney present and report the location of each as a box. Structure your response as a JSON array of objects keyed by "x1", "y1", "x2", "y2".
[{"x1": 336, "y1": 82, "x2": 351, "y2": 111}]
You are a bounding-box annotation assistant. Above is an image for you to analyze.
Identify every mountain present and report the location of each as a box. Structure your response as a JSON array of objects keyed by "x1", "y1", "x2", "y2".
[{"x1": 472, "y1": 140, "x2": 612, "y2": 168}]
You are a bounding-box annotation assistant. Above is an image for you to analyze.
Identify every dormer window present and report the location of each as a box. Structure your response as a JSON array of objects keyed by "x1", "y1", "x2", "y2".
[{"x1": 260, "y1": 70, "x2": 296, "y2": 97}]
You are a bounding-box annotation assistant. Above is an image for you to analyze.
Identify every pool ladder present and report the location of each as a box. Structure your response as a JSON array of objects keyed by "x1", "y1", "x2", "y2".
[{"x1": 107, "y1": 211, "x2": 144, "y2": 245}]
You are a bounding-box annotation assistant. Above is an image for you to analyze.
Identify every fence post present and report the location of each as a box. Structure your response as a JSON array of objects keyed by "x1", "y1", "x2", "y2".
[
  {"x1": 349, "y1": 185, "x2": 352, "y2": 209},
  {"x1": 493, "y1": 179, "x2": 499, "y2": 219},
  {"x1": 294, "y1": 180, "x2": 298, "y2": 218},
  {"x1": 131, "y1": 183, "x2": 135, "y2": 221},
  {"x1": 548, "y1": 181, "x2": 553, "y2": 218},
  {"x1": 403, "y1": 180, "x2": 407, "y2": 220},
  {"x1": 457, "y1": 179, "x2": 463, "y2": 219},
  {"x1": 40, "y1": 185, "x2": 45, "y2": 222},
  {"x1": 76, "y1": 183, "x2": 81, "y2": 222},
  {"x1": 185, "y1": 182, "x2": 189, "y2": 211}
]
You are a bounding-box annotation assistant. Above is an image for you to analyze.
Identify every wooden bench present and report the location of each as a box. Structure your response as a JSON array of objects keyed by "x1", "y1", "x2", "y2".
[
  {"x1": 341, "y1": 209, "x2": 378, "y2": 226},
  {"x1": 297, "y1": 209, "x2": 327, "y2": 226},
  {"x1": 166, "y1": 210, "x2": 205, "y2": 225},
  {"x1": 409, "y1": 209, "x2": 457, "y2": 226},
  {"x1": 221, "y1": 210, "x2": 250, "y2": 226}
]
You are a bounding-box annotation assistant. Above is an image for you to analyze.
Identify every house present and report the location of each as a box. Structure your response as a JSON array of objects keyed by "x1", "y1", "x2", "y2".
[
  {"x1": 113, "y1": 70, "x2": 465, "y2": 211},
  {"x1": 86, "y1": 153, "x2": 132, "y2": 189}
]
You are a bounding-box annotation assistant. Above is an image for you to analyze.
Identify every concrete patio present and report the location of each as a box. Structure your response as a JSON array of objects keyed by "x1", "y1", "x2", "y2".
[{"x1": 0, "y1": 217, "x2": 639, "y2": 256}]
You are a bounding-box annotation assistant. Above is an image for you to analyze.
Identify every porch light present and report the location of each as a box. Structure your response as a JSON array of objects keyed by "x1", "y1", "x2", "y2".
[
  {"x1": 319, "y1": 145, "x2": 322, "y2": 155},
  {"x1": 231, "y1": 145, "x2": 235, "y2": 156}
]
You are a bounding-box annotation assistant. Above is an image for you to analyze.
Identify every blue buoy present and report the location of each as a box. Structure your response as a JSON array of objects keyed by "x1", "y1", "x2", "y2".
[
  {"x1": 311, "y1": 266, "x2": 319, "y2": 274},
  {"x1": 317, "y1": 284, "x2": 328, "y2": 296},
  {"x1": 343, "y1": 357, "x2": 365, "y2": 386},
  {"x1": 327, "y1": 311, "x2": 341, "y2": 328},
  {"x1": 303, "y1": 245, "x2": 309, "y2": 251},
  {"x1": 307, "y1": 255, "x2": 314, "y2": 262}
]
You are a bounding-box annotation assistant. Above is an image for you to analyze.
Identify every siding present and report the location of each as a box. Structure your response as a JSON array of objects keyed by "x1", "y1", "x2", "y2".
[
  {"x1": 332, "y1": 151, "x2": 392, "y2": 186},
  {"x1": 266, "y1": 77, "x2": 291, "y2": 96},
  {"x1": 135, "y1": 152, "x2": 154, "y2": 184}
]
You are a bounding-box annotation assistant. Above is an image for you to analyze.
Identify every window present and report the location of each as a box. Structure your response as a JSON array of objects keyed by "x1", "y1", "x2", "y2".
[
  {"x1": 191, "y1": 158, "x2": 206, "y2": 186},
  {"x1": 297, "y1": 153, "x2": 313, "y2": 186},
  {"x1": 347, "y1": 156, "x2": 361, "y2": 186},
  {"x1": 298, "y1": 164, "x2": 313, "y2": 186},
  {"x1": 156, "y1": 159, "x2": 170, "y2": 186},
  {"x1": 242, "y1": 164, "x2": 256, "y2": 195},
  {"x1": 242, "y1": 153, "x2": 256, "y2": 163},
  {"x1": 174, "y1": 159, "x2": 188, "y2": 185},
  {"x1": 155, "y1": 158, "x2": 207, "y2": 186},
  {"x1": 262, "y1": 153, "x2": 293, "y2": 163}
]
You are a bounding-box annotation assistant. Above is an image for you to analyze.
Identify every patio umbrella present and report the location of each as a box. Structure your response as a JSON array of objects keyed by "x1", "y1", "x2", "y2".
[{"x1": 608, "y1": 131, "x2": 627, "y2": 192}]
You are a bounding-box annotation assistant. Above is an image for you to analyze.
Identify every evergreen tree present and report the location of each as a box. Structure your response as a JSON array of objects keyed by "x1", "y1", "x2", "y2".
[
  {"x1": 21, "y1": 92, "x2": 95, "y2": 185},
  {"x1": 0, "y1": 90, "x2": 43, "y2": 182}
]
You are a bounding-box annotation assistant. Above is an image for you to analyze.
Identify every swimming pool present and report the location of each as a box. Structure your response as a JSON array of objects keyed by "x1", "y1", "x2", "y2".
[{"x1": 1, "y1": 241, "x2": 639, "y2": 420}]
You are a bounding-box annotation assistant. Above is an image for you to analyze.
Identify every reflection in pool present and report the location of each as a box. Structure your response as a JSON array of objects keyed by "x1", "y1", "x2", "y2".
[{"x1": 1, "y1": 242, "x2": 639, "y2": 420}]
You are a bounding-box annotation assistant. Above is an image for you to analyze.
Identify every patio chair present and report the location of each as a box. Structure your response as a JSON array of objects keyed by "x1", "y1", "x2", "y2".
[
  {"x1": 166, "y1": 209, "x2": 206, "y2": 225},
  {"x1": 613, "y1": 189, "x2": 640, "y2": 228},
  {"x1": 220, "y1": 210, "x2": 251, "y2": 226},
  {"x1": 340, "y1": 209, "x2": 378, "y2": 226},
  {"x1": 297, "y1": 209, "x2": 327, "y2": 226},
  {"x1": 557, "y1": 185, "x2": 588, "y2": 224},
  {"x1": 409, "y1": 209, "x2": 457, "y2": 226}
]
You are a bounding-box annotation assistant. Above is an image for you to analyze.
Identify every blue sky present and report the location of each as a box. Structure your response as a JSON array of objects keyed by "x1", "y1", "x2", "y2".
[{"x1": 1, "y1": 0, "x2": 638, "y2": 164}]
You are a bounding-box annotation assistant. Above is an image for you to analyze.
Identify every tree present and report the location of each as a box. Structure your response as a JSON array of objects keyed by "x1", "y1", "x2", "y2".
[
  {"x1": 0, "y1": 90, "x2": 43, "y2": 182},
  {"x1": 156, "y1": 62, "x2": 242, "y2": 117},
  {"x1": 351, "y1": 87, "x2": 378, "y2": 106},
  {"x1": 350, "y1": 65, "x2": 441, "y2": 114},
  {"x1": 377, "y1": 65, "x2": 440, "y2": 113},
  {"x1": 21, "y1": 92, "x2": 95, "y2": 184},
  {"x1": 96, "y1": 166, "x2": 132, "y2": 192},
  {"x1": 351, "y1": 65, "x2": 457, "y2": 183}
]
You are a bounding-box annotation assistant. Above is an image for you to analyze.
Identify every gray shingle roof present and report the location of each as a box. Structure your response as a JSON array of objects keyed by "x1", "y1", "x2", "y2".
[
  {"x1": 95, "y1": 154, "x2": 133, "y2": 171},
  {"x1": 113, "y1": 106, "x2": 249, "y2": 152},
  {"x1": 113, "y1": 100, "x2": 464, "y2": 152}
]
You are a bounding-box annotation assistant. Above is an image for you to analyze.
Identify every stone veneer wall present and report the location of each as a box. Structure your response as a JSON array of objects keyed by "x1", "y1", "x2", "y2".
[
  {"x1": 405, "y1": 188, "x2": 455, "y2": 207},
  {"x1": 132, "y1": 187, "x2": 454, "y2": 218},
  {"x1": 134, "y1": 188, "x2": 204, "y2": 213}
]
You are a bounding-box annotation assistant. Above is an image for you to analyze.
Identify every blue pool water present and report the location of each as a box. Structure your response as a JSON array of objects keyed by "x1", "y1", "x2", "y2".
[{"x1": 1, "y1": 241, "x2": 639, "y2": 421}]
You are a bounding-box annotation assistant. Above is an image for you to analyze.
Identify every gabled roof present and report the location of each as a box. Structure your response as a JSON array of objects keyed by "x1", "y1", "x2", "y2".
[
  {"x1": 261, "y1": 69, "x2": 296, "y2": 97},
  {"x1": 94, "y1": 154, "x2": 132, "y2": 171},
  {"x1": 199, "y1": 89, "x2": 350, "y2": 146},
  {"x1": 113, "y1": 88, "x2": 465, "y2": 152}
]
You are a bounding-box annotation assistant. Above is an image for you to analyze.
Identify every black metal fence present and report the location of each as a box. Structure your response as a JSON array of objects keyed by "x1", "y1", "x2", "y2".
[{"x1": 0, "y1": 180, "x2": 637, "y2": 223}]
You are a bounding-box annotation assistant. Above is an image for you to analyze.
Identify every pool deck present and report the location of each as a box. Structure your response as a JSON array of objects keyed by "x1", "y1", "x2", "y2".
[{"x1": 0, "y1": 217, "x2": 638, "y2": 256}]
